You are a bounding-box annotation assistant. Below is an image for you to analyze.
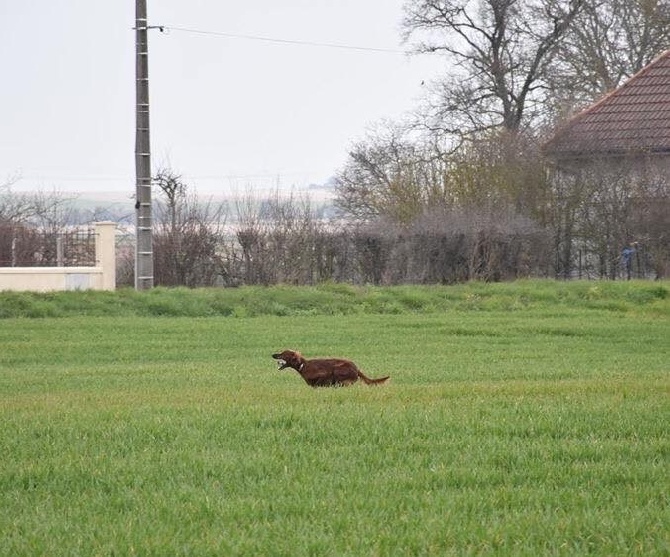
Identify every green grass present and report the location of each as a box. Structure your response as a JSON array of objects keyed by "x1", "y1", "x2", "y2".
[
  {"x1": 0, "y1": 279, "x2": 667, "y2": 318},
  {"x1": 0, "y1": 281, "x2": 668, "y2": 555}
]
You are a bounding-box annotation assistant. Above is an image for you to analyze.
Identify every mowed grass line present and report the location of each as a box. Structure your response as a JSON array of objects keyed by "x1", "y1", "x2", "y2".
[{"x1": 0, "y1": 289, "x2": 668, "y2": 555}]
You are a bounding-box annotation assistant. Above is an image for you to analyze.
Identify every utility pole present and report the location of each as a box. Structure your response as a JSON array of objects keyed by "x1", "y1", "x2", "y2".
[{"x1": 135, "y1": 0, "x2": 153, "y2": 289}]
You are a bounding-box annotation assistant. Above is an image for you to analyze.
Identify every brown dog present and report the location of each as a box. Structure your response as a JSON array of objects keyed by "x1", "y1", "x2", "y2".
[{"x1": 272, "y1": 350, "x2": 389, "y2": 387}]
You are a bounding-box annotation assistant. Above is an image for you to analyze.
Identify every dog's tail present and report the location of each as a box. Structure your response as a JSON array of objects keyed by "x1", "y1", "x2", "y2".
[{"x1": 358, "y1": 371, "x2": 390, "y2": 385}]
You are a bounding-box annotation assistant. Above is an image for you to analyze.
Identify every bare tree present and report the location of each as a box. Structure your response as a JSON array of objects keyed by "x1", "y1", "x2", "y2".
[
  {"x1": 546, "y1": 156, "x2": 670, "y2": 279},
  {"x1": 550, "y1": 0, "x2": 670, "y2": 112},
  {"x1": 154, "y1": 167, "x2": 187, "y2": 236},
  {"x1": 0, "y1": 175, "x2": 33, "y2": 225},
  {"x1": 446, "y1": 130, "x2": 550, "y2": 217},
  {"x1": 234, "y1": 189, "x2": 270, "y2": 285},
  {"x1": 152, "y1": 169, "x2": 229, "y2": 287},
  {"x1": 334, "y1": 120, "x2": 552, "y2": 230},
  {"x1": 28, "y1": 189, "x2": 78, "y2": 232},
  {"x1": 0, "y1": 181, "x2": 90, "y2": 267},
  {"x1": 335, "y1": 124, "x2": 454, "y2": 223},
  {"x1": 233, "y1": 188, "x2": 329, "y2": 285},
  {"x1": 403, "y1": 0, "x2": 585, "y2": 140}
]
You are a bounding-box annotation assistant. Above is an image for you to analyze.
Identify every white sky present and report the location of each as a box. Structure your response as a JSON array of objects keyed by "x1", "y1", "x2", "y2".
[{"x1": 0, "y1": 1, "x2": 444, "y2": 197}]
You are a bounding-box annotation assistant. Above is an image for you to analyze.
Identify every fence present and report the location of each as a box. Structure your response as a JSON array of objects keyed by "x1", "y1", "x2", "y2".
[
  {"x1": 558, "y1": 241, "x2": 660, "y2": 281},
  {"x1": 0, "y1": 227, "x2": 96, "y2": 267},
  {"x1": 0, "y1": 222, "x2": 116, "y2": 291}
]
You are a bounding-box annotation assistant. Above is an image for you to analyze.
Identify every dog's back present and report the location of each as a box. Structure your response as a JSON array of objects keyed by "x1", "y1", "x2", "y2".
[{"x1": 302, "y1": 358, "x2": 360, "y2": 387}]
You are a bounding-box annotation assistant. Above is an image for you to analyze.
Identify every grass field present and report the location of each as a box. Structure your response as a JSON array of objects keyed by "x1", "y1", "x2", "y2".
[{"x1": 0, "y1": 281, "x2": 668, "y2": 556}]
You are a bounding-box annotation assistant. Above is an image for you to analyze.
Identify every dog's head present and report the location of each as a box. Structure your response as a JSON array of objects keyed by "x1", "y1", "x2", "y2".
[{"x1": 272, "y1": 350, "x2": 304, "y2": 371}]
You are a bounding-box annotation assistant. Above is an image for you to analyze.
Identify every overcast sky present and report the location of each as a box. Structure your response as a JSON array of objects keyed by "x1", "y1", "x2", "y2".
[{"x1": 0, "y1": 1, "x2": 444, "y2": 197}]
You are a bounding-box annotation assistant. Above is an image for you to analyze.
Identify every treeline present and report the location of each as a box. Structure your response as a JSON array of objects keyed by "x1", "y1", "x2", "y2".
[
  {"x1": 115, "y1": 179, "x2": 659, "y2": 287},
  {"x1": 0, "y1": 169, "x2": 664, "y2": 287},
  {"x1": 130, "y1": 182, "x2": 550, "y2": 287}
]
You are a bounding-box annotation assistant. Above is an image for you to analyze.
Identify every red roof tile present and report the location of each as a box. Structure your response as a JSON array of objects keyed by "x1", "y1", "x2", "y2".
[{"x1": 544, "y1": 50, "x2": 670, "y2": 157}]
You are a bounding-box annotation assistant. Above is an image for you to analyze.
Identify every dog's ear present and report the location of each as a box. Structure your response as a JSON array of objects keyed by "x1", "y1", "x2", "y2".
[{"x1": 292, "y1": 351, "x2": 304, "y2": 362}]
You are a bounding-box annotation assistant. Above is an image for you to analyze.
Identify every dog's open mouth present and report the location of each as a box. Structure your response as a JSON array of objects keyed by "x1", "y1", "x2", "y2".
[{"x1": 272, "y1": 353, "x2": 289, "y2": 370}]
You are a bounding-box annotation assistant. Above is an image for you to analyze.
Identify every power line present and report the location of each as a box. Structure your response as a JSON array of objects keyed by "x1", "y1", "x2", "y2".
[
  {"x1": 161, "y1": 25, "x2": 406, "y2": 54},
  {"x1": 15, "y1": 171, "x2": 331, "y2": 182}
]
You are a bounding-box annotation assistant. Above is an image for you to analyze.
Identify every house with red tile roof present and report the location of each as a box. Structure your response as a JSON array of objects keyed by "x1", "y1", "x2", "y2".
[
  {"x1": 545, "y1": 50, "x2": 670, "y2": 159},
  {"x1": 544, "y1": 50, "x2": 670, "y2": 279}
]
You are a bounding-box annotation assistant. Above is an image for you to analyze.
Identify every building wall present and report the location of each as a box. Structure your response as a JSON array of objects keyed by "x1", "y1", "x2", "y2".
[{"x1": 0, "y1": 222, "x2": 117, "y2": 292}]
